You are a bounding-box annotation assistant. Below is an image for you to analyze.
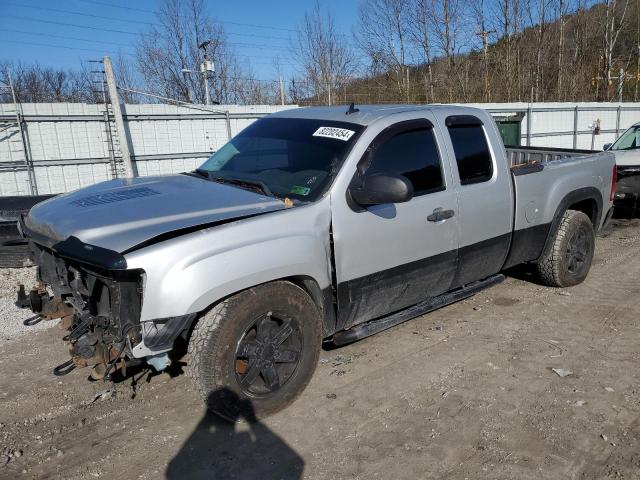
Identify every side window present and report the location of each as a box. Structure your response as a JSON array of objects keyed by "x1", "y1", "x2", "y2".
[
  {"x1": 366, "y1": 128, "x2": 445, "y2": 196},
  {"x1": 447, "y1": 123, "x2": 493, "y2": 185}
]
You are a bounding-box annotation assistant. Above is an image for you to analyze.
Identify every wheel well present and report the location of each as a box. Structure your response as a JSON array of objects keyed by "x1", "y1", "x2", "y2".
[
  {"x1": 183, "y1": 276, "x2": 337, "y2": 347},
  {"x1": 567, "y1": 198, "x2": 598, "y2": 228},
  {"x1": 285, "y1": 275, "x2": 336, "y2": 337}
]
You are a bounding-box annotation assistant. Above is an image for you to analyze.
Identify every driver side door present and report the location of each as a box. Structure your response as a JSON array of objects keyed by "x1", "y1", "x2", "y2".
[{"x1": 331, "y1": 116, "x2": 460, "y2": 330}]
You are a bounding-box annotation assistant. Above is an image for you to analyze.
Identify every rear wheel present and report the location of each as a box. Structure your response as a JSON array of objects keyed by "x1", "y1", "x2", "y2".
[
  {"x1": 536, "y1": 209, "x2": 595, "y2": 287},
  {"x1": 187, "y1": 281, "x2": 322, "y2": 421}
]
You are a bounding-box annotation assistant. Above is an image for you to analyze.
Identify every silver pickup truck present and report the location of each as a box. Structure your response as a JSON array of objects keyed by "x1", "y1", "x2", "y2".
[{"x1": 16, "y1": 105, "x2": 615, "y2": 419}]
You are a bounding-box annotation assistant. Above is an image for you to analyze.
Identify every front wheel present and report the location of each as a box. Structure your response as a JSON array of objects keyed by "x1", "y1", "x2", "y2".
[
  {"x1": 187, "y1": 281, "x2": 322, "y2": 421},
  {"x1": 536, "y1": 209, "x2": 595, "y2": 287}
]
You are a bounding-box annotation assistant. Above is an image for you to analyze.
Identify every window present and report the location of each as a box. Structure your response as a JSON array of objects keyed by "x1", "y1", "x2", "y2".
[
  {"x1": 198, "y1": 118, "x2": 364, "y2": 201},
  {"x1": 448, "y1": 123, "x2": 493, "y2": 185},
  {"x1": 611, "y1": 126, "x2": 640, "y2": 151},
  {"x1": 365, "y1": 128, "x2": 445, "y2": 195}
]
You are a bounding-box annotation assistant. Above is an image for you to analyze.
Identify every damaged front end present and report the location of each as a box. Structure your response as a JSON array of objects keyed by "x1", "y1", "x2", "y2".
[
  {"x1": 15, "y1": 213, "x2": 199, "y2": 381},
  {"x1": 17, "y1": 237, "x2": 145, "y2": 380}
]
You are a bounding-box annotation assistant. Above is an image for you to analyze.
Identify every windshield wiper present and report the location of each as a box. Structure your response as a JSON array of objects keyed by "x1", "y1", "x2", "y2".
[{"x1": 211, "y1": 176, "x2": 275, "y2": 198}]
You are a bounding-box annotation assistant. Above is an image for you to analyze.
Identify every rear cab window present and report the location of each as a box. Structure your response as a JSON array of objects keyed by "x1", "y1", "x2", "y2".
[{"x1": 446, "y1": 115, "x2": 494, "y2": 185}]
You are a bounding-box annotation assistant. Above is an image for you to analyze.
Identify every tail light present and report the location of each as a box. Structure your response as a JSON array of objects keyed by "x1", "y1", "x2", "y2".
[{"x1": 610, "y1": 165, "x2": 617, "y2": 201}]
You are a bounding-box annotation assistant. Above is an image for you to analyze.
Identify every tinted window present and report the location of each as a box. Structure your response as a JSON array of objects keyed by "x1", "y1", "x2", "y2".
[
  {"x1": 366, "y1": 128, "x2": 444, "y2": 195},
  {"x1": 448, "y1": 125, "x2": 493, "y2": 185},
  {"x1": 198, "y1": 118, "x2": 364, "y2": 201}
]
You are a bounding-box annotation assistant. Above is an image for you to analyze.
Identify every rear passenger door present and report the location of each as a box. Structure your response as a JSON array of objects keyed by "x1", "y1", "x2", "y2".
[
  {"x1": 436, "y1": 113, "x2": 513, "y2": 287},
  {"x1": 332, "y1": 116, "x2": 460, "y2": 329}
]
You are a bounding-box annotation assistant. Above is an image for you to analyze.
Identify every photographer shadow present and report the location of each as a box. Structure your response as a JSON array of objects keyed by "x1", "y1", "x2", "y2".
[{"x1": 166, "y1": 388, "x2": 304, "y2": 480}]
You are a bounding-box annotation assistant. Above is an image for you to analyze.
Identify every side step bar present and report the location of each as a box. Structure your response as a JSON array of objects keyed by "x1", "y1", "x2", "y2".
[{"x1": 332, "y1": 274, "x2": 505, "y2": 347}]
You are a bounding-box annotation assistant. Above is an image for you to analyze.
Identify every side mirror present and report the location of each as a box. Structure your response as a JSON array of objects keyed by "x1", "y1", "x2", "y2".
[
  {"x1": 350, "y1": 174, "x2": 413, "y2": 206},
  {"x1": 603, "y1": 143, "x2": 612, "y2": 151}
]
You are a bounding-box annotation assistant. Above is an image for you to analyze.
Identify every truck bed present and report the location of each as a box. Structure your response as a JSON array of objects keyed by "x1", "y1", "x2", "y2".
[{"x1": 505, "y1": 145, "x2": 598, "y2": 167}]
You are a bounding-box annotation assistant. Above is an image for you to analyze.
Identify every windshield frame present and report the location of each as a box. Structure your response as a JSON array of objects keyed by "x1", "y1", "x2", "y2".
[
  {"x1": 611, "y1": 125, "x2": 640, "y2": 151},
  {"x1": 196, "y1": 117, "x2": 366, "y2": 203}
]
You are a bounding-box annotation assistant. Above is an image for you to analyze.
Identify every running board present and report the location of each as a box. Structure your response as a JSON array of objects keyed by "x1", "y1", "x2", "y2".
[{"x1": 332, "y1": 274, "x2": 505, "y2": 347}]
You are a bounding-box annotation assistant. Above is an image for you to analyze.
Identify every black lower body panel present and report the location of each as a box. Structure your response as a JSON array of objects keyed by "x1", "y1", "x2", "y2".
[
  {"x1": 502, "y1": 223, "x2": 551, "y2": 269},
  {"x1": 332, "y1": 274, "x2": 505, "y2": 346}
]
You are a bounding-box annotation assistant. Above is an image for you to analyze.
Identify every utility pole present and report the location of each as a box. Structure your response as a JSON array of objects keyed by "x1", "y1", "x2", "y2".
[
  {"x1": 103, "y1": 56, "x2": 135, "y2": 178},
  {"x1": 476, "y1": 25, "x2": 496, "y2": 102},
  {"x1": 279, "y1": 76, "x2": 285, "y2": 105},
  {"x1": 618, "y1": 67, "x2": 624, "y2": 102},
  {"x1": 406, "y1": 67, "x2": 410, "y2": 103},
  {"x1": 636, "y1": 43, "x2": 640, "y2": 101},
  {"x1": 198, "y1": 40, "x2": 213, "y2": 105}
]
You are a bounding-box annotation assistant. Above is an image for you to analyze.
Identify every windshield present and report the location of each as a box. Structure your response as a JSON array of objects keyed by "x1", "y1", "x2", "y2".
[
  {"x1": 197, "y1": 117, "x2": 364, "y2": 201},
  {"x1": 611, "y1": 126, "x2": 640, "y2": 151}
]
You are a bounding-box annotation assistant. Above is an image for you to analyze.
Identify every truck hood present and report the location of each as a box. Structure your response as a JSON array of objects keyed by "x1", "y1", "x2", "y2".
[
  {"x1": 25, "y1": 174, "x2": 286, "y2": 253},
  {"x1": 611, "y1": 150, "x2": 640, "y2": 167}
]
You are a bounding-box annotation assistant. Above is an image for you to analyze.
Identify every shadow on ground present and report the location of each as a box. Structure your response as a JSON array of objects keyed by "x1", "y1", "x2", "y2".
[{"x1": 166, "y1": 388, "x2": 304, "y2": 480}]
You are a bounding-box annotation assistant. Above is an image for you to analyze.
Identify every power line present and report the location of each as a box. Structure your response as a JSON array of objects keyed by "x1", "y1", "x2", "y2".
[
  {"x1": 4, "y1": 15, "x2": 140, "y2": 35},
  {"x1": 0, "y1": 38, "x2": 135, "y2": 56},
  {"x1": 5, "y1": 1, "x2": 155, "y2": 26},
  {"x1": 73, "y1": 0, "x2": 300, "y2": 32},
  {"x1": 2, "y1": 28, "x2": 134, "y2": 48},
  {"x1": 2, "y1": 28, "x2": 290, "y2": 51},
  {"x1": 0, "y1": 39, "x2": 294, "y2": 65},
  {"x1": 5, "y1": 14, "x2": 293, "y2": 42},
  {"x1": 76, "y1": 0, "x2": 152, "y2": 14}
]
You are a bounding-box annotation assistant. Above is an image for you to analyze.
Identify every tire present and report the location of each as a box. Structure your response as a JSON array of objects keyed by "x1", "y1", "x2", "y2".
[
  {"x1": 187, "y1": 281, "x2": 322, "y2": 421},
  {"x1": 536, "y1": 209, "x2": 595, "y2": 287}
]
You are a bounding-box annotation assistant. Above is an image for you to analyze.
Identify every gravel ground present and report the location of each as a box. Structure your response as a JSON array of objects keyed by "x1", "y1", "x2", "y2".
[
  {"x1": 0, "y1": 218, "x2": 639, "y2": 480},
  {"x1": 0, "y1": 267, "x2": 50, "y2": 341}
]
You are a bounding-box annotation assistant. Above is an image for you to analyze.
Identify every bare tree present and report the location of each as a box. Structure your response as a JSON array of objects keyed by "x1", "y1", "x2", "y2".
[
  {"x1": 136, "y1": 0, "x2": 256, "y2": 104},
  {"x1": 556, "y1": 0, "x2": 568, "y2": 100},
  {"x1": 472, "y1": 0, "x2": 494, "y2": 101},
  {"x1": 292, "y1": 1, "x2": 357, "y2": 105},
  {"x1": 356, "y1": 0, "x2": 412, "y2": 101},
  {"x1": 409, "y1": 0, "x2": 436, "y2": 102},
  {"x1": 429, "y1": 0, "x2": 467, "y2": 102},
  {"x1": 602, "y1": 0, "x2": 629, "y2": 100}
]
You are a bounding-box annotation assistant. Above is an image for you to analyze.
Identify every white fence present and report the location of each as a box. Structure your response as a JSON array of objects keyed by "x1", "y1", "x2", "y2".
[
  {"x1": 0, "y1": 103, "x2": 294, "y2": 196},
  {"x1": 474, "y1": 102, "x2": 640, "y2": 149},
  {"x1": 1, "y1": 101, "x2": 639, "y2": 196}
]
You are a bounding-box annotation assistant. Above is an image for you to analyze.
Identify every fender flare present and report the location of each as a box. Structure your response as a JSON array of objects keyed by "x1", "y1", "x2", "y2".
[{"x1": 538, "y1": 187, "x2": 602, "y2": 261}]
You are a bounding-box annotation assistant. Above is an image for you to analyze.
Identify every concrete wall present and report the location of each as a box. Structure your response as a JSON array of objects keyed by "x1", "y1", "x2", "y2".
[{"x1": 1, "y1": 101, "x2": 638, "y2": 196}]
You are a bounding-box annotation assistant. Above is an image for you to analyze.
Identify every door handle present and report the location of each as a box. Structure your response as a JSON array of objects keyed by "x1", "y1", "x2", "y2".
[{"x1": 427, "y1": 208, "x2": 455, "y2": 222}]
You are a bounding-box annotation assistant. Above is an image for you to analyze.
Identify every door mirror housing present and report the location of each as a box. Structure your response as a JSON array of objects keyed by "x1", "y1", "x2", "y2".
[
  {"x1": 349, "y1": 174, "x2": 414, "y2": 206},
  {"x1": 603, "y1": 143, "x2": 612, "y2": 151}
]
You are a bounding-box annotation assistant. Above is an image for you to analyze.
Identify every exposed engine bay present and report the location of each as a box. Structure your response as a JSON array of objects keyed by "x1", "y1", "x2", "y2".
[{"x1": 17, "y1": 239, "x2": 144, "y2": 379}]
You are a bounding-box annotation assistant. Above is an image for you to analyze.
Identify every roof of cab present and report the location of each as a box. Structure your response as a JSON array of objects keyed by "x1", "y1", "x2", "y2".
[{"x1": 268, "y1": 104, "x2": 485, "y2": 126}]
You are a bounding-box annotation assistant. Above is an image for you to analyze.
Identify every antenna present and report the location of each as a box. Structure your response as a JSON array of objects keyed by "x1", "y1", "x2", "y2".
[{"x1": 346, "y1": 102, "x2": 359, "y2": 115}]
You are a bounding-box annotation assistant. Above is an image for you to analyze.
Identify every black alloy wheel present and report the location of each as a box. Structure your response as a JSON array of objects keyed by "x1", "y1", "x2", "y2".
[{"x1": 234, "y1": 313, "x2": 303, "y2": 396}]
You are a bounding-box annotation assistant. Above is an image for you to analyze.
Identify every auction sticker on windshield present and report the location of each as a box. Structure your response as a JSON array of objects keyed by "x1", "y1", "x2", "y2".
[{"x1": 312, "y1": 126, "x2": 355, "y2": 141}]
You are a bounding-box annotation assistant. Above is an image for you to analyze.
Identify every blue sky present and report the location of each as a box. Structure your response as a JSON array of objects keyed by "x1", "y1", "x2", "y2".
[{"x1": 0, "y1": 0, "x2": 359, "y2": 80}]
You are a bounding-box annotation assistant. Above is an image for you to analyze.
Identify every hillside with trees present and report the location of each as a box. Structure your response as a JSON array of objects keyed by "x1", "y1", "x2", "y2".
[{"x1": 1, "y1": 0, "x2": 638, "y2": 105}]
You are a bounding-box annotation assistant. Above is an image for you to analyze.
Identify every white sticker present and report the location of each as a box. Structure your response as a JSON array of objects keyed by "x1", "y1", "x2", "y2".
[{"x1": 312, "y1": 126, "x2": 355, "y2": 141}]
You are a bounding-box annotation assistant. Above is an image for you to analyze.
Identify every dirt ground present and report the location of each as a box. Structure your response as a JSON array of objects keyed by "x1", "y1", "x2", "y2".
[{"x1": 1, "y1": 218, "x2": 640, "y2": 480}]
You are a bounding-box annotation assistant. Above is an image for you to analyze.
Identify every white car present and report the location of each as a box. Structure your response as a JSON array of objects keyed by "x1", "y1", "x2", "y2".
[{"x1": 605, "y1": 123, "x2": 640, "y2": 212}]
